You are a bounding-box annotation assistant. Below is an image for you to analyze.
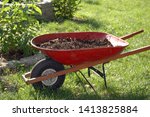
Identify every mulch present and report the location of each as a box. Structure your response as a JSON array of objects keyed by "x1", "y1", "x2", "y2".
[{"x1": 40, "y1": 38, "x2": 112, "y2": 49}]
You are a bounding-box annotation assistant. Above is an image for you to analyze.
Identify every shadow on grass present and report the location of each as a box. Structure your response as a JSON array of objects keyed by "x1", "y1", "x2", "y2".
[
  {"x1": 71, "y1": 17, "x2": 103, "y2": 30},
  {"x1": 84, "y1": 0, "x2": 100, "y2": 5},
  {"x1": 32, "y1": 83, "x2": 150, "y2": 100},
  {"x1": 106, "y1": 85, "x2": 150, "y2": 100},
  {"x1": 32, "y1": 87, "x2": 101, "y2": 100},
  {"x1": 50, "y1": 17, "x2": 103, "y2": 30}
]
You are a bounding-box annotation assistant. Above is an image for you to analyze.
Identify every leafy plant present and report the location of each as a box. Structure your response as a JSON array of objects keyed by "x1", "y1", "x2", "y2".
[
  {"x1": 52, "y1": 0, "x2": 81, "y2": 21},
  {"x1": 0, "y1": 0, "x2": 42, "y2": 57}
]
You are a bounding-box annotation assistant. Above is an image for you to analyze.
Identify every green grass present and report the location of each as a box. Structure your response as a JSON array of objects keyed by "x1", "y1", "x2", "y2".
[{"x1": 0, "y1": 0, "x2": 150, "y2": 100}]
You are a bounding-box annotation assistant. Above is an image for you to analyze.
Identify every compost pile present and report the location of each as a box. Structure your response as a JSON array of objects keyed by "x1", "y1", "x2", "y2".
[{"x1": 40, "y1": 38, "x2": 112, "y2": 49}]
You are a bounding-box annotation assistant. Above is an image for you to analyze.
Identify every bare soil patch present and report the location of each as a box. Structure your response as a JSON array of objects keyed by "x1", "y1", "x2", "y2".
[{"x1": 0, "y1": 50, "x2": 24, "y2": 61}]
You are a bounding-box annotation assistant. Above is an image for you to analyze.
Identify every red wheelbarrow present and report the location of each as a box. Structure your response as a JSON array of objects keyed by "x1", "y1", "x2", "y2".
[{"x1": 22, "y1": 30, "x2": 150, "y2": 90}]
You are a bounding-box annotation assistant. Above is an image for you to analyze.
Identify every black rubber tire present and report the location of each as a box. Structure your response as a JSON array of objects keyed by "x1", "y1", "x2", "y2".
[{"x1": 31, "y1": 58, "x2": 65, "y2": 90}]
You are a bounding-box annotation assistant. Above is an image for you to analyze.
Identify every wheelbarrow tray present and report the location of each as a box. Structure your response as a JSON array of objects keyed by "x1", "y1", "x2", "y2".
[{"x1": 31, "y1": 32, "x2": 128, "y2": 65}]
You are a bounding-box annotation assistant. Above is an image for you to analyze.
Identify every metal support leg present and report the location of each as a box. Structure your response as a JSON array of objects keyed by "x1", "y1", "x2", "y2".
[
  {"x1": 88, "y1": 66, "x2": 105, "y2": 78},
  {"x1": 102, "y1": 63, "x2": 107, "y2": 88},
  {"x1": 88, "y1": 63, "x2": 107, "y2": 88},
  {"x1": 88, "y1": 68, "x2": 91, "y2": 77}
]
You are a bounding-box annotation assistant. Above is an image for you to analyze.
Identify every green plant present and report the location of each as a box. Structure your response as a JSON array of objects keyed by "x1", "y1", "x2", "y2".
[
  {"x1": 0, "y1": 0, "x2": 42, "y2": 57},
  {"x1": 52, "y1": 0, "x2": 81, "y2": 21}
]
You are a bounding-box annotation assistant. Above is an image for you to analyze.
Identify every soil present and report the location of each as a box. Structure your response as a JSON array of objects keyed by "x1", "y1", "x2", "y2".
[
  {"x1": 40, "y1": 38, "x2": 112, "y2": 49},
  {"x1": 0, "y1": 50, "x2": 25, "y2": 61}
]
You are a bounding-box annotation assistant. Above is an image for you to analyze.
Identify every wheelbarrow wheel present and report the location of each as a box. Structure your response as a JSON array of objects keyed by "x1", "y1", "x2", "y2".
[{"x1": 31, "y1": 58, "x2": 65, "y2": 90}]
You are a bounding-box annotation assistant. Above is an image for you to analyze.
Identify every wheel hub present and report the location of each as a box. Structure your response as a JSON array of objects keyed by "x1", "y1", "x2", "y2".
[{"x1": 41, "y1": 69, "x2": 58, "y2": 86}]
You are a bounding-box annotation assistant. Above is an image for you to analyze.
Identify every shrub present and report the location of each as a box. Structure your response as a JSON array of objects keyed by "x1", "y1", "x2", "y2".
[
  {"x1": 52, "y1": 0, "x2": 81, "y2": 21},
  {"x1": 0, "y1": 0, "x2": 42, "y2": 57}
]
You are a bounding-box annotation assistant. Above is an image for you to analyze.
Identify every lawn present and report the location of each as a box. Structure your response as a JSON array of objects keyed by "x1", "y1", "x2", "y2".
[{"x1": 0, "y1": 0, "x2": 150, "y2": 100}]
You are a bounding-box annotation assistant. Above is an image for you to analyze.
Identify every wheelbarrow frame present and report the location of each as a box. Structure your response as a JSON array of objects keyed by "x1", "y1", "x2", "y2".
[{"x1": 22, "y1": 30, "x2": 150, "y2": 88}]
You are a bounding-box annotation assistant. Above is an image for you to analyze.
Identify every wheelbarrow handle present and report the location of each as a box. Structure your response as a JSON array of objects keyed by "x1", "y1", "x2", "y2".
[
  {"x1": 22, "y1": 72, "x2": 31, "y2": 84},
  {"x1": 120, "y1": 29, "x2": 144, "y2": 40}
]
